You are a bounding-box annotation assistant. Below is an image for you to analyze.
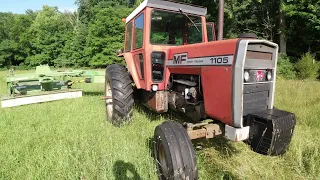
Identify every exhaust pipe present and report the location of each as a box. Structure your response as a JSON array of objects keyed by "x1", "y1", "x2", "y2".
[{"x1": 217, "y1": 0, "x2": 224, "y2": 40}]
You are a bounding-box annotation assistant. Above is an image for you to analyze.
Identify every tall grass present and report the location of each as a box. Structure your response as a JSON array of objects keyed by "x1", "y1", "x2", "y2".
[{"x1": 0, "y1": 70, "x2": 319, "y2": 179}]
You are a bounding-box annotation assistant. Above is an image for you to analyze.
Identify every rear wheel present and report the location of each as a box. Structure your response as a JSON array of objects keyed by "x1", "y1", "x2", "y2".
[
  {"x1": 105, "y1": 64, "x2": 134, "y2": 126},
  {"x1": 154, "y1": 121, "x2": 198, "y2": 180}
]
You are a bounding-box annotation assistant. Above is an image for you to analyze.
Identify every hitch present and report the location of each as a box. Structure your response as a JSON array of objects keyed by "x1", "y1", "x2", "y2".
[{"x1": 185, "y1": 121, "x2": 224, "y2": 140}]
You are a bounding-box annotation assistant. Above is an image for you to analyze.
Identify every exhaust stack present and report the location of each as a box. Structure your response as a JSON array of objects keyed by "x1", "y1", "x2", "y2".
[{"x1": 218, "y1": 0, "x2": 224, "y2": 40}]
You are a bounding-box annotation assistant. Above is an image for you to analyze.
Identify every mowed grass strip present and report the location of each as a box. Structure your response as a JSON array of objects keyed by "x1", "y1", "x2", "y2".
[{"x1": 0, "y1": 70, "x2": 319, "y2": 180}]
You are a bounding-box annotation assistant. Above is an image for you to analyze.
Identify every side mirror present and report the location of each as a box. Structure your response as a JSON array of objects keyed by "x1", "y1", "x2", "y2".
[{"x1": 206, "y1": 22, "x2": 216, "y2": 41}]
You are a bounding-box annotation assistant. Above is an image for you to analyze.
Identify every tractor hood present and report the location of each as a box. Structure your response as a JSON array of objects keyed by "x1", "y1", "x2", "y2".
[
  {"x1": 166, "y1": 39, "x2": 239, "y2": 67},
  {"x1": 164, "y1": 39, "x2": 279, "y2": 128}
]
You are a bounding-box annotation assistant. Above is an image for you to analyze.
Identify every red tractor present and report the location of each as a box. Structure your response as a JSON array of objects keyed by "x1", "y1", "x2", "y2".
[{"x1": 104, "y1": 0, "x2": 296, "y2": 179}]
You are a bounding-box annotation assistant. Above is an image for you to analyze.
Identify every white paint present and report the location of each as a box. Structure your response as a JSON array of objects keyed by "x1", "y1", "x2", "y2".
[
  {"x1": 1, "y1": 91, "x2": 83, "y2": 108},
  {"x1": 167, "y1": 55, "x2": 234, "y2": 66},
  {"x1": 126, "y1": 0, "x2": 148, "y2": 23},
  {"x1": 126, "y1": 0, "x2": 207, "y2": 23},
  {"x1": 225, "y1": 125, "x2": 250, "y2": 142},
  {"x1": 233, "y1": 39, "x2": 278, "y2": 128}
]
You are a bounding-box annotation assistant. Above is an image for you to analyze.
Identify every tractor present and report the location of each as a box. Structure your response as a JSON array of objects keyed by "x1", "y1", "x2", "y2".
[{"x1": 104, "y1": 0, "x2": 296, "y2": 179}]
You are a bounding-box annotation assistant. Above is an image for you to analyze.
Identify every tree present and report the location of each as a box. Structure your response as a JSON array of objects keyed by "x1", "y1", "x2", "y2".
[
  {"x1": 84, "y1": 3, "x2": 132, "y2": 67},
  {"x1": 284, "y1": 0, "x2": 320, "y2": 59},
  {"x1": 279, "y1": 0, "x2": 287, "y2": 54},
  {"x1": 26, "y1": 6, "x2": 72, "y2": 66},
  {"x1": 0, "y1": 12, "x2": 35, "y2": 67},
  {"x1": 0, "y1": 0, "x2": 319, "y2": 69}
]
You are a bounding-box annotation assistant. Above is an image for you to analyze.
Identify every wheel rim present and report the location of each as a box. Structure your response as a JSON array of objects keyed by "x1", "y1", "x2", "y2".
[
  {"x1": 157, "y1": 141, "x2": 169, "y2": 178},
  {"x1": 105, "y1": 79, "x2": 113, "y2": 118}
]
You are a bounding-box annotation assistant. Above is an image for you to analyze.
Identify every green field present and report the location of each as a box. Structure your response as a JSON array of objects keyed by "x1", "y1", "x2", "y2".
[{"x1": 0, "y1": 70, "x2": 319, "y2": 180}]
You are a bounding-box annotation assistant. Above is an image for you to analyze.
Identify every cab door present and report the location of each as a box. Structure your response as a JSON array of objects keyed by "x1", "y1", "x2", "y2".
[{"x1": 131, "y1": 12, "x2": 146, "y2": 88}]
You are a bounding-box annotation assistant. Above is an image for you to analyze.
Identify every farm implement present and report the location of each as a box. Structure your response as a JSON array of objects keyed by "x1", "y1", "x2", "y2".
[{"x1": 1, "y1": 65, "x2": 105, "y2": 108}]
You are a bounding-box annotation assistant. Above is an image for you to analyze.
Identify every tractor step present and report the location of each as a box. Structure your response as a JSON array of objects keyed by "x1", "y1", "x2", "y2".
[{"x1": 1, "y1": 89, "x2": 82, "y2": 108}]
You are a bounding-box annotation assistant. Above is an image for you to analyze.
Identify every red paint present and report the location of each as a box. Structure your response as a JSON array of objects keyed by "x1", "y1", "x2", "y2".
[
  {"x1": 201, "y1": 66, "x2": 233, "y2": 126},
  {"x1": 122, "y1": 5, "x2": 239, "y2": 125},
  {"x1": 164, "y1": 39, "x2": 238, "y2": 125},
  {"x1": 167, "y1": 39, "x2": 238, "y2": 60},
  {"x1": 256, "y1": 70, "x2": 264, "y2": 81}
]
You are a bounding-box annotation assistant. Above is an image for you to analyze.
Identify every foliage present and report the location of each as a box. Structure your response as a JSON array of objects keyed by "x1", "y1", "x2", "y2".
[
  {"x1": 295, "y1": 52, "x2": 319, "y2": 79},
  {"x1": 0, "y1": 0, "x2": 319, "y2": 69},
  {"x1": 284, "y1": 0, "x2": 320, "y2": 58},
  {"x1": 277, "y1": 53, "x2": 296, "y2": 79},
  {"x1": 84, "y1": 3, "x2": 132, "y2": 67}
]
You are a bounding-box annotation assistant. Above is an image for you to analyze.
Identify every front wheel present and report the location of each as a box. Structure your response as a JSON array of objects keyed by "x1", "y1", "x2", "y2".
[
  {"x1": 105, "y1": 64, "x2": 134, "y2": 126},
  {"x1": 154, "y1": 121, "x2": 198, "y2": 180}
]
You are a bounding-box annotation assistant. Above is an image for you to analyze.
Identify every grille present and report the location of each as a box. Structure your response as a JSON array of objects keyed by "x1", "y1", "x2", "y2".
[{"x1": 243, "y1": 83, "x2": 270, "y2": 116}]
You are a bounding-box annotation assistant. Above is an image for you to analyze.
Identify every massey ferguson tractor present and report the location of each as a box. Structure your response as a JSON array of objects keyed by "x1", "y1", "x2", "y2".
[{"x1": 104, "y1": 0, "x2": 296, "y2": 179}]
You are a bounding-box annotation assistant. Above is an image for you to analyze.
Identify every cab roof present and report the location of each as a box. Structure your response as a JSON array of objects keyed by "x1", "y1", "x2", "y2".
[{"x1": 126, "y1": 0, "x2": 207, "y2": 23}]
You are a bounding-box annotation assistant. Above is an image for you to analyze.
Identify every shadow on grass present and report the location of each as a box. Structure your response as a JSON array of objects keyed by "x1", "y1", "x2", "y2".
[
  {"x1": 134, "y1": 103, "x2": 190, "y2": 123},
  {"x1": 83, "y1": 91, "x2": 104, "y2": 96},
  {"x1": 146, "y1": 135, "x2": 240, "y2": 161},
  {"x1": 193, "y1": 136, "x2": 241, "y2": 158},
  {"x1": 113, "y1": 160, "x2": 142, "y2": 180},
  {"x1": 147, "y1": 137, "x2": 155, "y2": 159}
]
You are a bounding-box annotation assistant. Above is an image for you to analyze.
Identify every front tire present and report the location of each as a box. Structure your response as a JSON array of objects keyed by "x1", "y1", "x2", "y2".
[
  {"x1": 105, "y1": 64, "x2": 134, "y2": 126},
  {"x1": 154, "y1": 121, "x2": 198, "y2": 180}
]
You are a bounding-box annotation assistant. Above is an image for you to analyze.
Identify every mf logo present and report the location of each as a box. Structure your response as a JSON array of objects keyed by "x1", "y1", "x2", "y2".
[{"x1": 173, "y1": 53, "x2": 187, "y2": 64}]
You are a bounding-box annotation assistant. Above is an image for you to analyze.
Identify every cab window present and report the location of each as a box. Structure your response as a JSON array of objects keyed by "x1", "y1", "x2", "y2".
[
  {"x1": 150, "y1": 10, "x2": 202, "y2": 45},
  {"x1": 125, "y1": 22, "x2": 133, "y2": 52},
  {"x1": 134, "y1": 13, "x2": 144, "y2": 49}
]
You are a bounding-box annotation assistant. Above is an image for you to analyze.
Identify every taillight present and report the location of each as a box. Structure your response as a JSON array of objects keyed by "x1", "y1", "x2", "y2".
[{"x1": 151, "y1": 52, "x2": 165, "y2": 82}]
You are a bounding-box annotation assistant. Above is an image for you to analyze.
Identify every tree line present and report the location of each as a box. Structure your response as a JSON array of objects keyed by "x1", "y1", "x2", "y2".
[{"x1": 0, "y1": 0, "x2": 319, "y2": 69}]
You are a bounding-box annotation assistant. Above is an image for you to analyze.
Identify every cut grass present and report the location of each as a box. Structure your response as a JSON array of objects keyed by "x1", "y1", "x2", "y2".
[{"x1": 0, "y1": 70, "x2": 319, "y2": 180}]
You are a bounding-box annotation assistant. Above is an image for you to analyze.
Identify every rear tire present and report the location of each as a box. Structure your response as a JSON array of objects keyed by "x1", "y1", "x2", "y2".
[
  {"x1": 105, "y1": 64, "x2": 134, "y2": 126},
  {"x1": 154, "y1": 121, "x2": 198, "y2": 180}
]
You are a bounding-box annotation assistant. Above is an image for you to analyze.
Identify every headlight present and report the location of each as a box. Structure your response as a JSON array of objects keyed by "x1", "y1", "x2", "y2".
[
  {"x1": 267, "y1": 71, "x2": 272, "y2": 81},
  {"x1": 244, "y1": 71, "x2": 250, "y2": 82}
]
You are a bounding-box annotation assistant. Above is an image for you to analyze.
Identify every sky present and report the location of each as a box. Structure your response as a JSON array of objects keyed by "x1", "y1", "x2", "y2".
[{"x1": 0, "y1": 0, "x2": 78, "y2": 14}]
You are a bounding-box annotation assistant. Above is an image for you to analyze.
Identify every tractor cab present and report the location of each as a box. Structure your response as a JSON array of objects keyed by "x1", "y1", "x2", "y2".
[{"x1": 122, "y1": 0, "x2": 214, "y2": 91}]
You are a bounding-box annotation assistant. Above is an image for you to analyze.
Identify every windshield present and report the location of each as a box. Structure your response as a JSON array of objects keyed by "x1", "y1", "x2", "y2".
[{"x1": 150, "y1": 10, "x2": 202, "y2": 45}]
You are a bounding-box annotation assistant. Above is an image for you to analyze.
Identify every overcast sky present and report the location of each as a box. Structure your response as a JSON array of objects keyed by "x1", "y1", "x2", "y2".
[{"x1": 0, "y1": 0, "x2": 78, "y2": 14}]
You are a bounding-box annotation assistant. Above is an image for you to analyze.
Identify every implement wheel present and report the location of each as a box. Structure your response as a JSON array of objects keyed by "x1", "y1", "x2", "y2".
[
  {"x1": 105, "y1": 64, "x2": 134, "y2": 126},
  {"x1": 154, "y1": 121, "x2": 198, "y2": 180}
]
